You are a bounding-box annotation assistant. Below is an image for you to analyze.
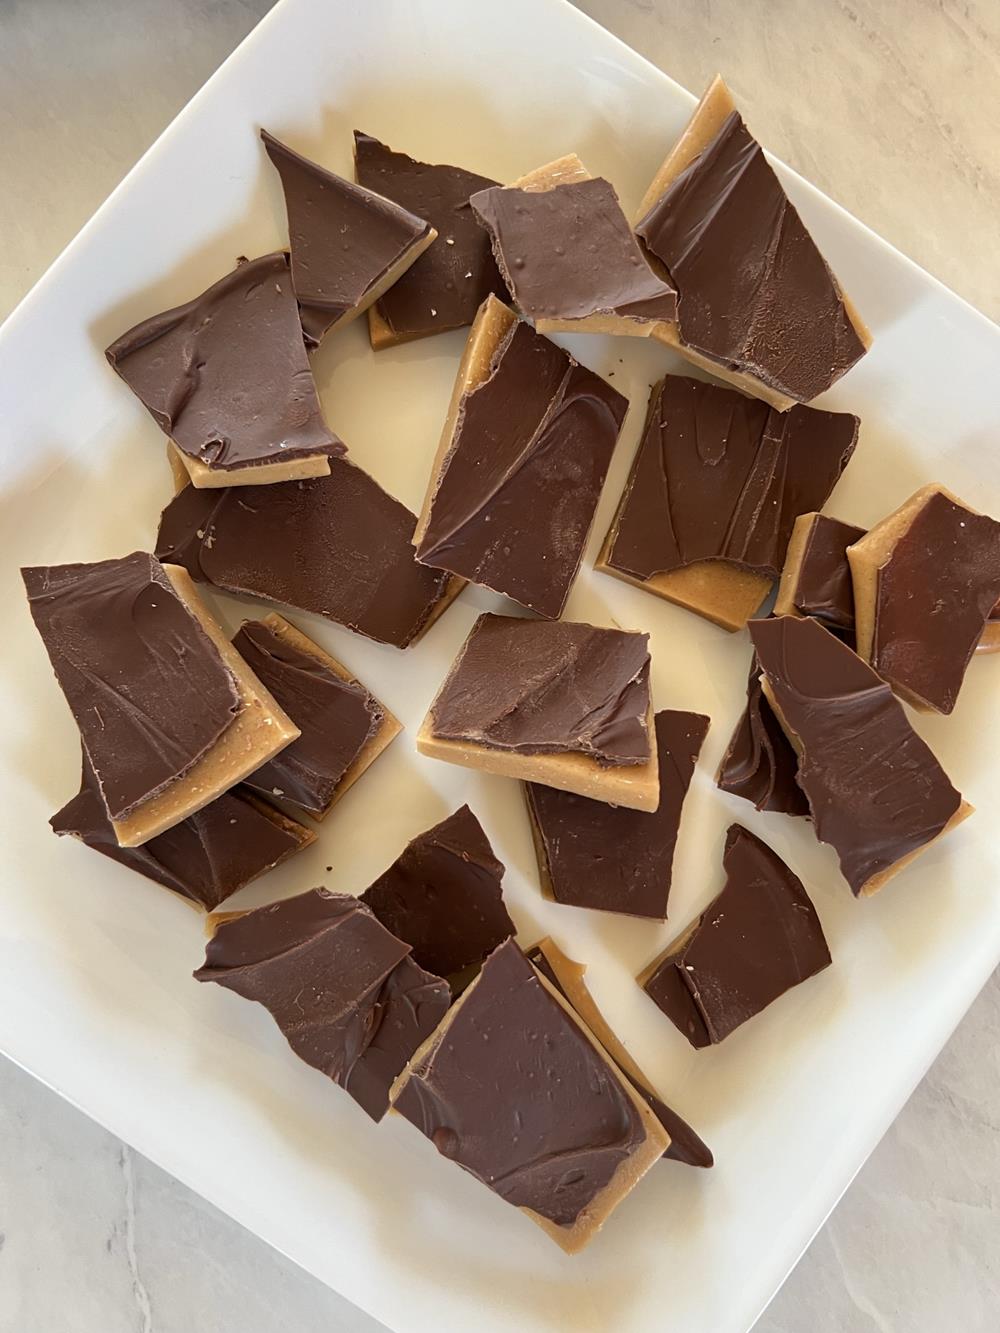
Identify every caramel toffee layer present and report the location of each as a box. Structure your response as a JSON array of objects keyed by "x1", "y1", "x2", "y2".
[
  {"x1": 789, "y1": 514, "x2": 865, "y2": 631},
  {"x1": 716, "y1": 656, "x2": 809, "y2": 817}
]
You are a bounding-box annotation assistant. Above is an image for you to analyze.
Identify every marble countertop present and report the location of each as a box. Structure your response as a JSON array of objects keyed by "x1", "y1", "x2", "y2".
[{"x1": 2, "y1": 2, "x2": 998, "y2": 1330}]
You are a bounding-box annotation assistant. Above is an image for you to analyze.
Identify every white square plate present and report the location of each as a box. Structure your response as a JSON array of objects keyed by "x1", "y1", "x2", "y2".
[{"x1": 2, "y1": 2, "x2": 999, "y2": 1330}]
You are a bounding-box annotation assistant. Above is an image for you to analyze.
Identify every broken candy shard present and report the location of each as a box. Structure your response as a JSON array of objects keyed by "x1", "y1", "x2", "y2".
[
  {"x1": 750, "y1": 615, "x2": 971, "y2": 896},
  {"x1": 195, "y1": 890, "x2": 449, "y2": 1122},
  {"x1": 774, "y1": 512, "x2": 866, "y2": 635},
  {"x1": 642, "y1": 824, "x2": 831, "y2": 1048},
  {"x1": 716, "y1": 656, "x2": 809, "y2": 817}
]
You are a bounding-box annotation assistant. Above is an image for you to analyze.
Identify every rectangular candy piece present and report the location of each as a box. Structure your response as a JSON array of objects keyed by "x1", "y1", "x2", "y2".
[
  {"x1": 526, "y1": 939, "x2": 712, "y2": 1168},
  {"x1": 750, "y1": 615, "x2": 972, "y2": 896},
  {"x1": 634, "y1": 76, "x2": 871, "y2": 410},
  {"x1": 417, "y1": 613, "x2": 660, "y2": 812},
  {"x1": 596, "y1": 375, "x2": 858, "y2": 631},
  {"x1": 231, "y1": 614, "x2": 400, "y2": 819},
  {"x1": 353, "y1": 131, "x2": 507, "y2": 347},
  {"x1": 641, "y1": 824, "x2": 831, "y2": 1048},
  {"x1": 195, "y1": 890, "x2": 449, "y2": 1122},
  {"x1": 848, "y1": 484, "x2": 1000, "y2": 714},
  {"x1": 261, "y1": 130, "x2": 435, "y2": 347},
  {"x1": 774, "y1": 512, "x2": 866, "y2": 637},
  {"x1": 51, "y1": 757, "x2": 313, "y2": 911},
  {"x1": 155, "y1": 459, "x2": 462, "y2": 649},
  {"x1": 390, "y1": 938, "x2": 668, "y2": 1254},
  {"x1": 413, "y1": 296, "x2": 627, "y2": 618},
  {"x1": 524, "y1": 710, "x2": 708, "y2": 919},
  {"x1": 106, "y1": 254, "x2": 344, "y2": 488},
  {"x1": 22, "y1": 553, "x2": 299, "y2": 847},
  {"x1": 360, "y1": 805, "x2": 514, "y2": 981},
  {"x1": 716, "y1": 657, "x2": 809, "y2": 817},
  {"x1": 469, "y1": 155, "x2": 677, "y2": 337}
]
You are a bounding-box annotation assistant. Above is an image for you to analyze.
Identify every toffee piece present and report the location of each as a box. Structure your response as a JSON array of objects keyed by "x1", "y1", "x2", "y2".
[
  {"x1": 642, "y1": 824, "x2": 831, "y2": 1048},
  {"x1": 414, "y1": 296, "x2": 628, "y2": 618},
  {"x1": 525, "y1": 709, "x2": 708, "y2": 919},
  {"x1": 848, "y1": 484, "x2": 1000, "y2": 714},
  {"x1": 353, "y1": 131, "x2": 506, "y2": 347},
  {"x1": 774, "y1": 512, "x2": 866, "y2": 636},
  {"x1": 261, "y1": 129, "x2": 435, "y2": 346},
  {"x1": 156, "y1": 460, "x2": 461, "y2": 649},
  {"x1": 196, "y1": 890, "x2": 449, "y2": 1122},
  {"x1": 750, "y1": 615, "x2": 971, "y2": 896},
  {"x1": 106, "y1": 253, "x2": 344, "y2": 487},
  {"x1": 635, "y1": 76, "x2": 870, "y2": 410},
  {"x1": 418, "y1": 613, "x2": 660, "y2": 812},
  {"x1": 597, "y1": 375, "x2": 858, "y2": 630},
  {"x1": 716, "y1": 657, "x2": 809, "y2": 817},
  {"x1": 390, "y1": 938, "x2": 668, "y2": 1253}
]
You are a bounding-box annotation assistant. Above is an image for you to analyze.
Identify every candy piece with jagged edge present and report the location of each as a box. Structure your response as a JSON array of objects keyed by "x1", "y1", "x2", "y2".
[
  {"x1": 774, "y1": 512, "x2": 866, "y2": 637},
  {"x1": 716, "y1": 657, "x2": 809, "y2": 817}
]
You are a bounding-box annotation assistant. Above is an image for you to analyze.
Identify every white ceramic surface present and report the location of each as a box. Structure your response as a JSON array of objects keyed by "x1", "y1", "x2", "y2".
[{"x1": 1, "y1": 3, "x2": 999, "y2": 1333}]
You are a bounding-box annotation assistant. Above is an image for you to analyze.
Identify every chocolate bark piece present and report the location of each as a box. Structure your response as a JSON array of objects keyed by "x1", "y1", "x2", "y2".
[
  {"x1": 390, "y1": 938, "x2": 668, "y2": 1253},
  {"x1": 526, "y1": 939, "x2": 712, "y2": 1168},
  {"x1": 716, "y1": 657, "x2": 809, "y2": 817},
  {"x1": 642, "y1": 825, "x2": 831, "y2": 1048},
  {"x1": 51, "y1": 757, "x2": 313, "y2": 910},
  {"x1": 524, "y1": 709, "x2": 708, "y2": 919},
  {"x1": 261, "y1": 129, "x2": 435, "y2": 347},
  {"x1": 196, "y1": 890, "x2": 449, "y2": 1122},
  {"x1": 155, "y1": 460, "x2": 461, "y2": 649},
  {"x1": 774, "y1": 512, "x2": 866, "y2": 636},
  {"x1": 353, "y1": 131, "x2": 506, "y2": 347},
  {"x1": 106, "y1": 254, "x2": 344, "y2": 487},
  {"x1": 634, "y1": 76, "x2": 871, "y2": 410},
  {"x1": 750, "y1": 615, "x2": 971, "y2": 896},
  {"x1": 360, "y1": 805, "x2": 513, "y2": 980},
  {"x1": 413, "y1": 296, "x2": 627, "y2": 618},
  {"x1": 417, "y1": 613, "x2": 659, "y2": 812},
  {"x1": 848, "y1": 484, "x2": 1000, "y2": 715},
  {"x1": 22, "y1": 554, "x2": 298, "y2": 847},
  {"x1": 232, "y1": 614, "x2": 399, "y2": 818},
  {"x1": 596, "y1": 375, "x2": 858, "y2": 631},
  {"x1": 469, "y1": 155, "x2": 677, "y2": 336}
]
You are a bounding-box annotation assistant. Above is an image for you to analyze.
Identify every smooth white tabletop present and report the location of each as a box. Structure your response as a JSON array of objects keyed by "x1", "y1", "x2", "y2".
[{"x1": 2, "y1": 3, "x2": 998, "y2": 1331}]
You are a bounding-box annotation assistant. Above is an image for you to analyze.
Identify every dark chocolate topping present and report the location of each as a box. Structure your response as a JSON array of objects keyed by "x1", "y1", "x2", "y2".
[
  {"x1": 871, "y1": 491, "x2": 1000, "y2": 714},
  {"x1": 354, "y1": 132, "x2": 505, "y2": 340},
  {"x1": 469, "y1": 176, "x2": 677, "y2": 324},
  {"x1": 360, "y1": 805, "x2": 513, "y2": 980},
  {"x1": 716, "y1": 657, "x2": 809, "y2": 817},
  {"x1": 393, "y1": 939, "x2": 646, "y2": 1227},
  {"x1": 750, "y1": 616, "x2": 962, "y2": 894},
  {"x1": 430, "y1": 613, "x2": 652, "y2": 767},
  {"x1": 261, "y1": 130, "x2": 431, "y2": 346},
  {"x1": 106, "y1": 253, "x2": 343, "y2": 470},
  {"x1": 232, "y1": 619, "x2": 381, "y2": 815},
  {"x1": 644, "y1": 824, "x2": 831, "y2": 1047},
  {"x1": 606, "y1": 375, "x2": 857, "y2": 583},
  {"x1": 155, "y1": 461, "x2": 455, "y2": 649},
  {"x1": 51, "y1": 757, "x2": 309, "y2": 910},
  {"x1": 526, "y1": 710, "x2": 708, "y2": 919},
  {"x1": 793, "y1": 515, "x2": 865, "y2": 630},
  {"x1": 195, "y1": 890, "x2": 449, "y2": 1121},
  {"x1": 22, "y1": 553, "x2": 240, "y2": 822},
  {"x1": 636, "y1": 111, "x2": 867, "y2": 402},
  {"x1": 416, "y1": 319, "x2": 627, "y2": 618}
]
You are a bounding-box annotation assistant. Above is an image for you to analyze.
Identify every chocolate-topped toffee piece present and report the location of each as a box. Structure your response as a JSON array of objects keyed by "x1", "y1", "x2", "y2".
[
  {"x1": 526, "y1": 938, "x2": 713, "y2": 1168},
  {"x1": 261, "y1": 130, "x2": 435, "y2": 347},
  {"x1": 469, "y1": 155, "x2": 677, "y2": 336},
  {"x1": 360, "y1": 805, "x2": 513, "y2": 980},
  {"x1": 642, "y1": 824, "x2": 831, "y2": 1048},
  {"x1": 22, "y1": 553, "x2": 298, "y2": 847},
  {"x1": 417, "y1": 613, "x2": 660, "y2": 811},
  {"x1": 716, "y1": 657, "x2": 809, "y2": 817},
  {"x1": 774, "y1": 512, "x2": 866, "y2": 637},
  {"x1": 390, "y1": 938, "x2": 668, "y2": 1253},
  {"x1": 353, "y1": 131, "x2": 506, "y2": 347},
  {"x1": 525, "y1": 710, "x2": 708, "y2": 919},
  {"x1": 195, "y1": 890, "x2": 449, "y2": 1122},
  {"x1": 750, "y1": 615, "x2": 972, "y2": 896},
  {"x1": 848, "y1": 484, "x2": 1000, "y2": 715},
  {"x1": 232, "y1": 614, "x2": 399, "y2": 818},
  {"x1": 634, "y1": 76, "x2": 871, "y2": 410},
  {"x1": 155, "y1": 460, "x2": 461, "y2": 649},
  {"x1": 414, "y1": 296, "x2": 627, "y2": 618},
  {"x1": 106, "y1": 253, "x2": 344, "y2": 488},
  {"x1": 597, "y1": 375, "x2": 858, "y2": 631},
  {"x1": 52, "y1": 757, "x2": 313, "y2": 911}
]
